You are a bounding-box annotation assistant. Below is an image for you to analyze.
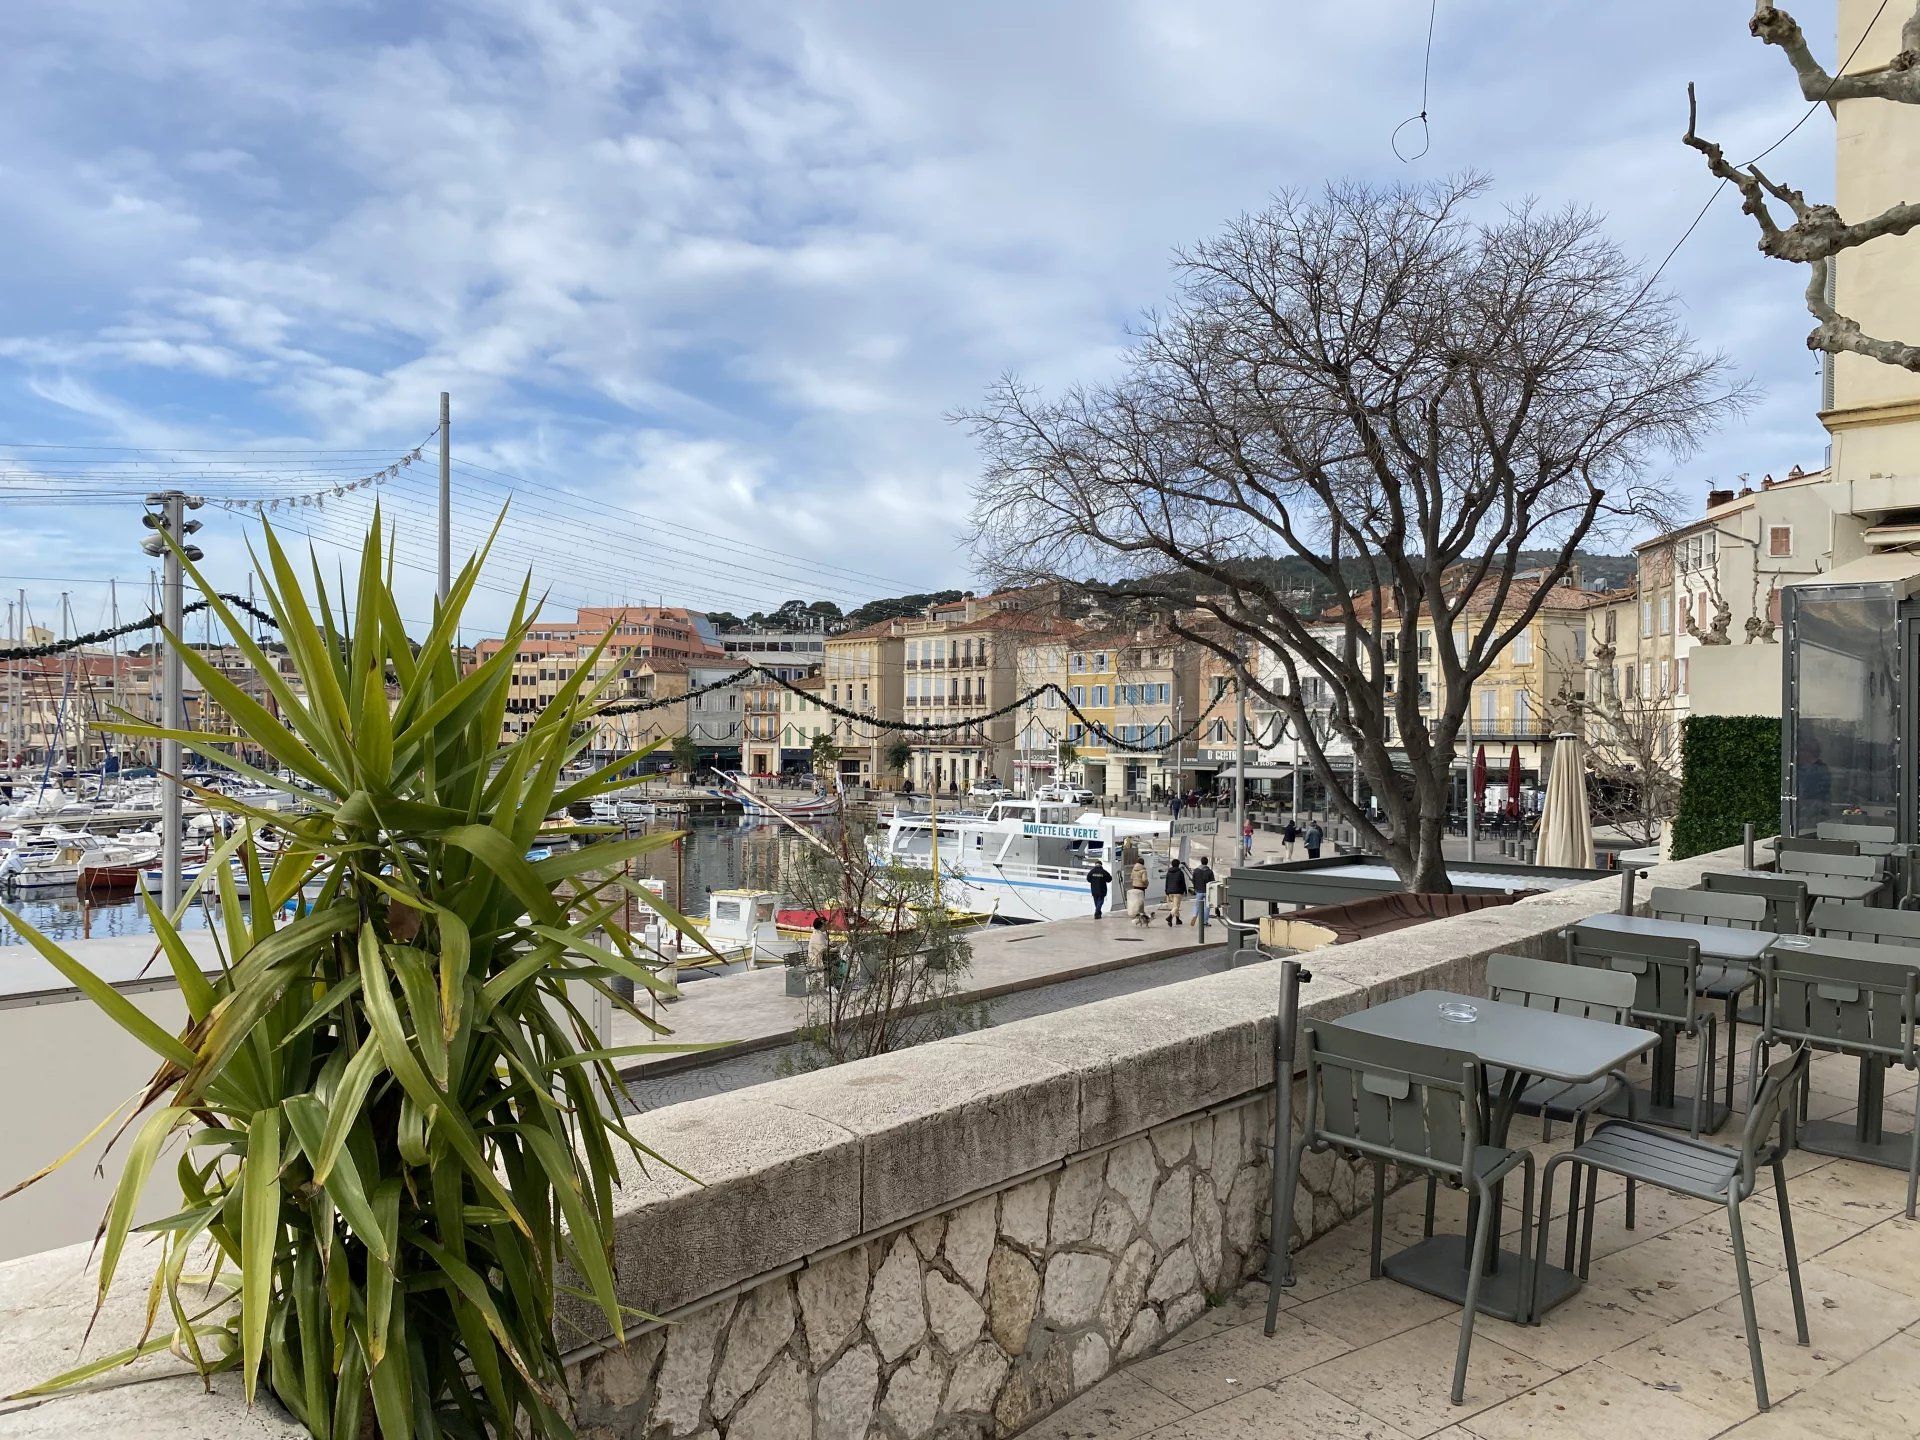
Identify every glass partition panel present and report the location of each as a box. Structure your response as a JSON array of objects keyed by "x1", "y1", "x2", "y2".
[{"x1": 1785, "y1": 585, "x2": 1900, "y2": 835}]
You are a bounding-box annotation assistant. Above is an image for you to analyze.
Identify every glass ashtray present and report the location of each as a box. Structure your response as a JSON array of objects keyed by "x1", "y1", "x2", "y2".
[
  {"x1": 1437, "y1": 1001, "x2": 1480, "y2": 1023},
  {"x1": 1774, "y1": 936, "x2": 1812, "y2": 948}
]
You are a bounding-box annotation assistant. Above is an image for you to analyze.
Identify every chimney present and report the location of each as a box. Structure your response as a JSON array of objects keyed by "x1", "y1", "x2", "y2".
[
  {"x1": 1706, "y1": 487, "x2": 1735, "y2": 510},
  {"x1": 1787, "y1": 463, "x2": 1805, "y2": 479}
]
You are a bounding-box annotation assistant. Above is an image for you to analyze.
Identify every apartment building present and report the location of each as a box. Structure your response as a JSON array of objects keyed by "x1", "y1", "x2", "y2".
[
  {"x1": 1256, "y1": 572, "x2": 1600, "y2": 814},
  {"x1": 479, "y1": 603, "x2": 726, "y2": 744},
  {"x1": 740, "y1": 676, "x2": 783, "y2": 776},
  {"x1": 898, "y1": 591, "x2": 1064, "y2": 793},
  {"x1": 686, "y1": 658, "x2": 745, "y2": 769},
  {"x1": 823, "y1": 618, "x2": 905, "y2": 787},
  {"x1": 716, "y1": 630, "x2": 826, "y2": 681}
]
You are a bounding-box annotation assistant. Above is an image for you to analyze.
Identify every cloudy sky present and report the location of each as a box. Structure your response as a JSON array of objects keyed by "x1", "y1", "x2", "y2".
[{"x1": 0, "y1": 1, "x2": 1840, "y2": 636}]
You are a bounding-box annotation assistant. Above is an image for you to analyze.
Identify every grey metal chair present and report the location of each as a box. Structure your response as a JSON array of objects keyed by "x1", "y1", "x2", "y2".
[
  {"x1": 1753, "y1": 938, "x2": 1920, "y2": 1217},
  {"x1": 1649, "y1": 886, "x2": 1766, "y2": 1116},
  {"x1": 1778, "y1": 850, "x2": 1887, "y2": 884},
  {"x1": 1815, "y1": 822, "x2": 1896, "y2": 849},
  {"x1": 1484, "y1": 953, "x2": 1641, "y2": 1268},
  {"x1": 1809, "y1": 899, "x2": 1920, "y2": 949},
  {"x1": 1704, "y1": 870, "x2": 1810, "y2": 936},
  {"x1": 1533, "y1": 1047, "x2": 1811, "y2": 1412},
  {"x1": 1279, "y1": 1021, "x2": 1537, "y2": 1406},
  {"x1": 1777, "y1": 835, "x2": 1862, "y2": 859},
  {"x1": 1566, "y1": 924, "x2": 1718, "y2": 1136}
]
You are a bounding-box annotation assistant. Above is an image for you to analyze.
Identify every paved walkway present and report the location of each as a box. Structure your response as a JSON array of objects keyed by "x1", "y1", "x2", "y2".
[
  {"x1": 1027, "y1": 1035, "x2": 1920, "y2": 1440},
  {"x1": 612, "y1": 913, "x2": 1218, "y2": 1080},
  {"x1": 621, "y1": 943, "x2": 1241, "y2": 1111}
]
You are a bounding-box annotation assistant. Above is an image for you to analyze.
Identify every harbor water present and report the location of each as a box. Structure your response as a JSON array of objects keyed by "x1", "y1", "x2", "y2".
[{"x1": 0, "y1": 815, "x2": 827, "y2": 953}]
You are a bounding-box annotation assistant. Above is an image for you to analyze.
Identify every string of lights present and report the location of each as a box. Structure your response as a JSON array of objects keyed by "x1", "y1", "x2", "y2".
[
  {"x1": 593, "y1": 661, "x2": 1236, "y2": 754},
  {"x1": 0, "y1": 594, "x2": 280, "y2": 659},
  {"x1": 203, "y1": 426, "x2": 441, "y2": 518}
]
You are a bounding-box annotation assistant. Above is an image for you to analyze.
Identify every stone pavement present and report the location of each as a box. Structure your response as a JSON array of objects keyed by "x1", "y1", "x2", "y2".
[
  {"x1": 611, "y1": 914, "x2": 1216, "y2": 1078},
  {"x1": 1026, "y1": 1036, "x2": 1920, "y2": 1440}
]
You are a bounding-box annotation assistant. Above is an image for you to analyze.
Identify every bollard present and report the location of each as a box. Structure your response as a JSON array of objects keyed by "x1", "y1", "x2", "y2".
[
  {"x1": 1743, "y1": 821, "x2": 1756, "y2": 872},
  {"x1": 1618, "y1": 864, "x2": 1636, "y2": 916},
  {"x1": 1264, "y1": 957, "x2": 1313, "y2": 1333}
]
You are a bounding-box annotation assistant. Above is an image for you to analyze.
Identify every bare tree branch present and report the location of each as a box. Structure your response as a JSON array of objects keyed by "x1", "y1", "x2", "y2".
[{"x1": 1688, "y1": 5, "x2": 1920, "y2": 371}]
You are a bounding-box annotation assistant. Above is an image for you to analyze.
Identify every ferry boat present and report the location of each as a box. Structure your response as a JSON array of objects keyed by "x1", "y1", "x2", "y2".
[{"x1": 875, "y1": 798, "x2": 1202, "y2": 924}]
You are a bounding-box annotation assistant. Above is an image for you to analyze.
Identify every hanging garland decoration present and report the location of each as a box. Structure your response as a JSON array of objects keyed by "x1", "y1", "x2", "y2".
[
  {"x1": 0, "y1": 594, "x2": 279, "y2": 659},
  {"x1": 205, "y1": 426, "x2": 440, "y2": 518},
  {"x1": 594, "y1": 662, "x2": 1235, "y2": 755}
]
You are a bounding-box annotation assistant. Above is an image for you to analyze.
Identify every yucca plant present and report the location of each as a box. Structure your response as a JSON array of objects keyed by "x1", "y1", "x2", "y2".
[{"x1": 1, "y1": 512, "x2": 710, "y2": 1437}]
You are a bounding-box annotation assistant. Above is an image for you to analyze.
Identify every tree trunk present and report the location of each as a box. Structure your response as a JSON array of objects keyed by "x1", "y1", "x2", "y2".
[{"x1": 1409, "y1": 806, "x2": 1450, "y2": 893}]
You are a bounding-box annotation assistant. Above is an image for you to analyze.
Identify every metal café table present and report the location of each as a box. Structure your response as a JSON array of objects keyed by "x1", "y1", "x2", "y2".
[
  {"x1": 1569, "y1": 913, "x2": 1778, "y2": 1132},
  {"x1": 1728, "y1": 867, "x2": 1886, "y2": 904},
  {"x1": 1339, "y1": 989, "x2": 1657, "y2": 1322}
]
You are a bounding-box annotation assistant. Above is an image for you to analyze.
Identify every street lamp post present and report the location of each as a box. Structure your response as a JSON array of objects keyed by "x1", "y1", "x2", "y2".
[{"x1": 142, "y1": 492, "x2": 204, "y2": 914}]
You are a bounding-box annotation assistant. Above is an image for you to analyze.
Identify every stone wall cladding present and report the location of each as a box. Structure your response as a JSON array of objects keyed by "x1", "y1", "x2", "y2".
[{"x1": 569, "y1": 1094, "x2": 1374, "y2": 1439}]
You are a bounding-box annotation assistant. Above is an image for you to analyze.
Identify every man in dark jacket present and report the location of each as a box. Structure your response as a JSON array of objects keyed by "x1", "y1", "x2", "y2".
[
  {"x1": 1190, "y1": 855, "x2": 1216, "y2": 928},
  {"x1": 1305, "y1": 820, "x2": 1325, "y2": 859},
  {"x1": 1163, "y1": 857, "x2": 1190, "y2": 925},
  {"x1": 1086, "y1": 860, "x2": 1112, "y2": 918}
]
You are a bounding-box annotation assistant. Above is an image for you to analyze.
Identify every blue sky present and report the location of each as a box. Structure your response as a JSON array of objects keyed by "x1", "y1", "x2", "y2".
[{"x1": 0, "y1": 1, "x2": 1840, "y2": 637}]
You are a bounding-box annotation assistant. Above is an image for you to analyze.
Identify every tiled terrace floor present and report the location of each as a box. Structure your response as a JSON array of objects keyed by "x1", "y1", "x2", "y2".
[{"x1": 1030, "y1": 1036, "x2": 1920, "y2": 1440}]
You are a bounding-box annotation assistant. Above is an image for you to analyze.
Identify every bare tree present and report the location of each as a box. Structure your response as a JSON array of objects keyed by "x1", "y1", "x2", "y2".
[
  {"x1": 1581, "y1": 691, "x2": 1684, "y2": 846},
  {"x1": 964, "y1": 178, "x2": 1734, "y2": 890},
  {"x1": 1686, "y1": 2, "x2": 1920, "y2": 371},
  {"x1": 783, "y1": 814, "x2": 982, "y2": 1068}
]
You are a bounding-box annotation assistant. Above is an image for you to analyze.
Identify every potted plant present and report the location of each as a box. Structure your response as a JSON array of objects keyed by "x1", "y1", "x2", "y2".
[{"x1": 2, "y1": 513, "x2": 713, "y2": 1438}]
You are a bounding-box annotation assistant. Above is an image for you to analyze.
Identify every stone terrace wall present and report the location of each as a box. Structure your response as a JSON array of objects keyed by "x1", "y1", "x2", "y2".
[{"x1": 0, "y1": 845, "x2": 1746, "y2": 1440}]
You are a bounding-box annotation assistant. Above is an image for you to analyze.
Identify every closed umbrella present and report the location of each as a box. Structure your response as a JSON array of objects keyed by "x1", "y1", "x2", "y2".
[
  {"x1": 1505, "y1": 747, "x2": 1522, "y2": 818},
  {"x1": 1536, "y1": 731, "x2": 1596, "y2": 868}
]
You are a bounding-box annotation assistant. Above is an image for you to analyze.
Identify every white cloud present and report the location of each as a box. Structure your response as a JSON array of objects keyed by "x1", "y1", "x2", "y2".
[{"x1": 0, "y1": 0, "x2": 1847, "y2": 634}]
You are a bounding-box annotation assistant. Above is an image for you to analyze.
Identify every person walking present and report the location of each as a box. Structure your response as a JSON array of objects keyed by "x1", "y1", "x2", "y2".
[
  {"x1": 1304, "y1": 819, "x2": 1325, "y2": 860},
  {"x1": 1191, "y1": 854, "x2": 1216, "y2": 929},
  {"x1": 1170, "y1": 792, "x2": 1184, "y2": 821},
  {"x1": 1127, "y1": 856, "x2": 1151, "y2": 926},
  {"x1": 807, "y1": 916, "x2": 832, "y2": 987},
  {"x1": 1241, "y1": 817, "x2": 1255, "y2": 862},
  {"x1": 1086, "y1": 859, "x2": 1112, "y2": 919},
  {"x1": 1164, "y1": 856, "x2": 1189, "y2": 925},
  {"x1": 1281, "y1": 816, "x2": 1300, "y2": 858}
]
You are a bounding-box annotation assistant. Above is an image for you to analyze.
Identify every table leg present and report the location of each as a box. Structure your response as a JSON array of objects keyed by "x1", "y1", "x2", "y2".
[
  {"x1": 1381, "y1": 1066, "x2": 1582, "y2": 1321},
  {"x1": 1801, "y1": 1053, "x2": 1914, "y2": 1171}
]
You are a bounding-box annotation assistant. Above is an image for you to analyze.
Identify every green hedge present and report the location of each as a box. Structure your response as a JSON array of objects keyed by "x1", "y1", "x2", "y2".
[{"x1": 1670, "y1": 714, "x2": 1781, "y2": 859}]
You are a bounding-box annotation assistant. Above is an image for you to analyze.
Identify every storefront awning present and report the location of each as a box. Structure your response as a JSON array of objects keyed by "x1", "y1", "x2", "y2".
[{"x1": 1793, "y1": 551, "x2": 1920, "y2": 597}]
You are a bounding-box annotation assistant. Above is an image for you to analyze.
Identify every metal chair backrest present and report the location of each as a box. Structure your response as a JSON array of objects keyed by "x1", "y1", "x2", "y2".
[
  {"x1": 1648, "y1": 885, "x2": 1766, "y2": 930},
  {"x1": 1704, "y1": 871, "x2": 1809, "y2": 935},
  {"x1": 1777, "y1": 850, "x2": 1882, "y2": 881},
  {"x1": 1300, "y1": 1021, "x2": 1483, "y2": 1179},
  {"x1": 1778, "y1": 835, "x2": 1862, "y2": 859},
  {"x1": 1487, "y1": 952, "x2": 1634, "y2": 1025},
  {"x1": 1736, "y1": 1046, "x2": 1810, "y2": 1189},
  {"x1": 1809, "y1": 900, "x2": 1920, "y2": 949},
  {"x1": 1816, "y1": 822, "x2": 1895, "y2": 849},
  {"x1": 1565, "y1": 923, "x2": 1702, "y2": 1029},
  {"x1": 1758, "y1": 938, "x2": 1919, "y2": 1070}
]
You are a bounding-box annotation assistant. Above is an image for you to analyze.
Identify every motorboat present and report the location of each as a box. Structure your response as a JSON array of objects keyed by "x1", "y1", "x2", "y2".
[
  {"x1": 874, "y1": 797, "x2": 1197, "y2": 923},
  {"x1": 78, "y1": 841, "x2": 162, "y2": 894},
  {"x1": 0, "y1": 840, "x2": 88, "y2": 891},
  {"x1": 710, "y1": 771, "x2": 838, "y2": 820},
  {"x1": 684, "y1": 888, "x2": 786, "y2": 968}
]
